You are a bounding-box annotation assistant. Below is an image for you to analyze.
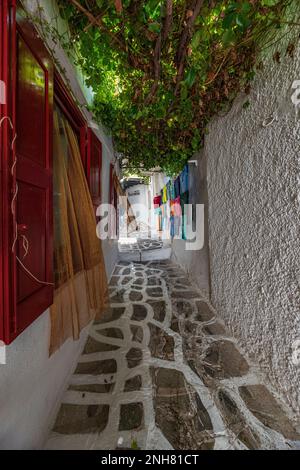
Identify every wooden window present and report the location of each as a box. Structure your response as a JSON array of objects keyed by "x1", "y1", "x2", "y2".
[
  {"x1": 86, "y1": 128, "x2": 102, "y2": 214},
  {"x1": 0, "y1": 1, "x2": 54, "y2": 343}
]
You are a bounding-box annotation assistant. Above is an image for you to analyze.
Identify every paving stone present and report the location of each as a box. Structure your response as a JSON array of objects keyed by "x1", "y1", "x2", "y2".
[
  {"x1": 203, "y1": 341, "x2": 249, "y2": 379},
  {"x1": 121, "y1": 276, "x2": 133, "y2": 285},
  {"x1": 95, "y1": 307, "x2": 125, "y2": 324},
  {"x1": 217, "y1": 389, "x2": 261, "y2": 449},
  {"x1": 122, "y1": 267, "x2": 131, "y2": 275},
  {"x1": 175, "y1": 300, "x2": 193, "y2": 318},
  {"x1": 129, "y1": 291, "x2": 143, "y2": 301},
  {"x1": 97, "y1": 327, "x2": 124, "y2": 339},
  {"x1": 124, "y1": 375, "x2": 142, "y2": 392},
  {"x1": 83, "y1": 336, "x2": 120, "y2": 354},
  {"x1": 53, "y1": 404, "x2": 109, "y2": 434},
  {"x1": 119, "y1": 403, "x2": 144, "y2": 431},
  {"x1": 113, "y1": 266, "x2": 122, "y2": 275},
  {"x1": 110, "y1": 289, "x2": 125, "y2": 303},
  {"x1": 126, "y1": 348, "x2": 143, "y2": 368},
  {"x1": 75, "y1": 359, "x2": 117, "y2": 375},
  {"x1": 131, "y1": 325, "x2": 143, "y2": 343},
  {"x1": 171, "y1": 290, "x2": 201, "y2": 299},
  {"x1": 69, "y1": 383, "x2": 115, "y2": 394},
  {"x1": 174, "y1": 278, "x2": 190, "y2": 286},
  {"x1": 133, "y1": 277, "x2": 144, "y2": 286},
  {"x1": 203, "y1": 322, "x2": 227, "y2": 336},
  {"x1": 148, "y1": 300, "x2": 166, "y2": 322},
  {"x1": 195, "y1": 301, "x2": 215, "y2": 322},
  {"x1": 131, "y1": 304, "x2": 148, "y2": 321},
  {"x1": 147, "y1": 277, "x2": 162, "y2": 286},
  {"x1": 110, "y1": 276, "x2": 120, "y2": 286},
  {"x1": 170, "y1": 316, "x2": 180, "y2": 333},
  {"x1": 239, "y1": 385, "x2": 300, "y2": 440},
  {"x1": 148, "y1": 323, "x2": 175, "y2": 361},
  {"x1": 184, "y1": 320, "x2": 199, "y2": 335},
  {"x1": 151, "y1": 367, "x2": 214, "y2": 450},
  {"x1": 146, "y1": 269, "x2": 158, "y2": 276},
  {"x1": 146, "y1": 287, "x2": 163, "y2": 297}
]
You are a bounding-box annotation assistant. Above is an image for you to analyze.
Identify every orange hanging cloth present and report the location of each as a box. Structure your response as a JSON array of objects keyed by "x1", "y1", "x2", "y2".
[{"x1": 49, "y1": 107, "x2": 109, "y2": 355}]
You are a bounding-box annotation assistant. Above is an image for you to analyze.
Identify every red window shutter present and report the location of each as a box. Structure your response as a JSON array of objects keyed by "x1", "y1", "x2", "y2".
[
  {"x1": 86, "y1": 129, "x2": 102, "y2": 213},
  {"x1": 0, "y1": 2, "x2": 54, "y2": 343}
]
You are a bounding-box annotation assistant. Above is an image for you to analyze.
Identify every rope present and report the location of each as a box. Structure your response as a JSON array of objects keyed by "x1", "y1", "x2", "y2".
[{"x1": 1, "y1": 114, "x2": 54, "y2": 287}]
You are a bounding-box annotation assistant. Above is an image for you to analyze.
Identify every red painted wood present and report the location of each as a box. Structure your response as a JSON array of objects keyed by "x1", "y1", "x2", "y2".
[
  {"x1": 86, "y1": 128, "x2": 102, "y2": 213},
  {"x1": 0, "y1": 0, "x2": 17, "y2": 343},
  {"x1": 0, "y1": 2, "x2": 54, "y2": 343}
]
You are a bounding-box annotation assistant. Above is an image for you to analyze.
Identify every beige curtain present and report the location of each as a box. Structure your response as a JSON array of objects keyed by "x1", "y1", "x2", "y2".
[{"x1": 50, "y1": 108, "x2": 108, "y2": 355}]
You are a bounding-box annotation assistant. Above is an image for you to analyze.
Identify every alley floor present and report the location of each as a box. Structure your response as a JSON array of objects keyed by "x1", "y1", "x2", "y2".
[{"x1": 46, "y1": 260, "x2": 300, "y2": 450}]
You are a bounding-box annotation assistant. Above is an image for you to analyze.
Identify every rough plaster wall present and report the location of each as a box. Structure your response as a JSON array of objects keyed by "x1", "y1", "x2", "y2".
[
  {"x1": 0, "y1": 311, "x2": 91, "y2": 449},
  {"x1": 205, "y1": 27, "x2": 300, "y2": 413}
]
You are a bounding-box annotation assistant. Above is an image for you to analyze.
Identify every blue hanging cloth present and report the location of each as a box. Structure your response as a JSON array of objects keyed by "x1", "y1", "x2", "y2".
[{"x1": 180, "y1": 164, "x2": 189, "y2": 194}]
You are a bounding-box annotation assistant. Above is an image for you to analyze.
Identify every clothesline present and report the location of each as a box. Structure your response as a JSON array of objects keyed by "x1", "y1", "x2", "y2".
[{"x1": 153, "y1": 164, "x2": 189, "y2": 240}]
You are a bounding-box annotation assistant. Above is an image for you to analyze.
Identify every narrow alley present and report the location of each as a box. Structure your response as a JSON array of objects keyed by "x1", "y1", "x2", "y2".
[{"x1": 46, "y1": 259, "x2": 299, "y2": 450}]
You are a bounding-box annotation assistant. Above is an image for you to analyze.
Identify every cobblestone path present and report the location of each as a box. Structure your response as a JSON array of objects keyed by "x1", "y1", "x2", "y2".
[{"x1": 46, "y1": 260, "x2": 300, "y2": 450}]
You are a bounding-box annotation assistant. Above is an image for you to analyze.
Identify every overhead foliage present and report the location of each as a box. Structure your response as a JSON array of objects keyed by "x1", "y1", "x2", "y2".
[{"x1": 55, "y1": 0, "x2": 295, "y2": 174}]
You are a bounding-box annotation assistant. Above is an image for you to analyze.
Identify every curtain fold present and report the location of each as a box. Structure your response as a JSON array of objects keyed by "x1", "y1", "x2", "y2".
[{"x1": 50, "y1": 108, "x2": 108, "y2": 355}]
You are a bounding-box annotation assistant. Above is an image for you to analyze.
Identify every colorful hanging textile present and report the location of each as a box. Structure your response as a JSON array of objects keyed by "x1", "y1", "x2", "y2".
[
  {"x1": 170, "y1": 199, "x2": 175, "y2": 238},
  {"x1": 166, "y1": 180, "x2": 172, "y2": 201},
  {"x1": 174, "y1": 195, "x2": 181, "y2": 216},
  {"x1": 162, "y1": 185, "x2": 168, "y2": 203},
  {"x1": 172, "y1": 196, "x2": 181, "y2": 238},
  {"x1": 170, "y1": 215, "x2": 175, "y2": 238},
  {"x1": 174, "y1": 176, "x2": 180, "y2": 198},
  {"x1": 162, "y1": 202, "x2": 169, "y2": 231},
  {"x1": 180, "y1": 191, "x2": 189, "y2": 240},
  {"x1": 153, "y1": 195, "x2": 161, "y2": 208},
  {"x1": 170, "y1": 179, "x2": 176, "y2": 200},
  {"x1": 180, "y1": 164, "x2": 189, "y2": 194}
]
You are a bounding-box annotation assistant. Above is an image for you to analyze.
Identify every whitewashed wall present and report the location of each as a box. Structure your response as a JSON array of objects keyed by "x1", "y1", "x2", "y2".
[
  {"x1": 205, "y1": 26, "x2": 300, "y2": 412},
  {"x1": 127, "y1": 184, "x2": 151, "y2": 230},
  {"x1": 0, "y1": 0, "x2": 118, "y2": 449}
]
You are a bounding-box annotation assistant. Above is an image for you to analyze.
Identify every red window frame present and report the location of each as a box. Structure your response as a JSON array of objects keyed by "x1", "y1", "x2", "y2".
[
  {"x1": 1, "y1": 0, "x2": 54, "y2": 343},
  {"x1": 0, "y1": 2, "x2": 94, "y2": 344}
]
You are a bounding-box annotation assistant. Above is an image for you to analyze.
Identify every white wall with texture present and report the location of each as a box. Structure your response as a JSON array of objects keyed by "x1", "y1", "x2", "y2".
[{"x1": 205, "y1": 25, "x2": 300, "y2": 413}]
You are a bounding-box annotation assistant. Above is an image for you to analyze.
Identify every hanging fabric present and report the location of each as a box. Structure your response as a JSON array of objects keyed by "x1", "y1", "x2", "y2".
[
  {"x1": 175, "y1": 195, "x2": 182, "y2": 238},
  {"x1": 162, "y1": 185, "x2": 168, "y2": 204},
  {"x1": 174, "y1": 176, "x2": 181, "y2": 198},
  {"x1": 170, "y1": 199, "x2": 176, "y2": 239},
  {"x1": 180, "y1": 191, "x2": 189, "y2": 240},
  {"x1": 50, "y1": 107, "x2": 109, "y2": 354},
  {"x1": 180, "y1": 164, "x2": 189, "y2": 194},
  {"x1": 166, "y1": 180, "x2": 172, "y2": 201},
  {"x1": 153, "y1": 195, "x2": 162, "y2": 207},
  {"x1": 170, "y1": 179, "x2": 176, "y2": 200}
]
